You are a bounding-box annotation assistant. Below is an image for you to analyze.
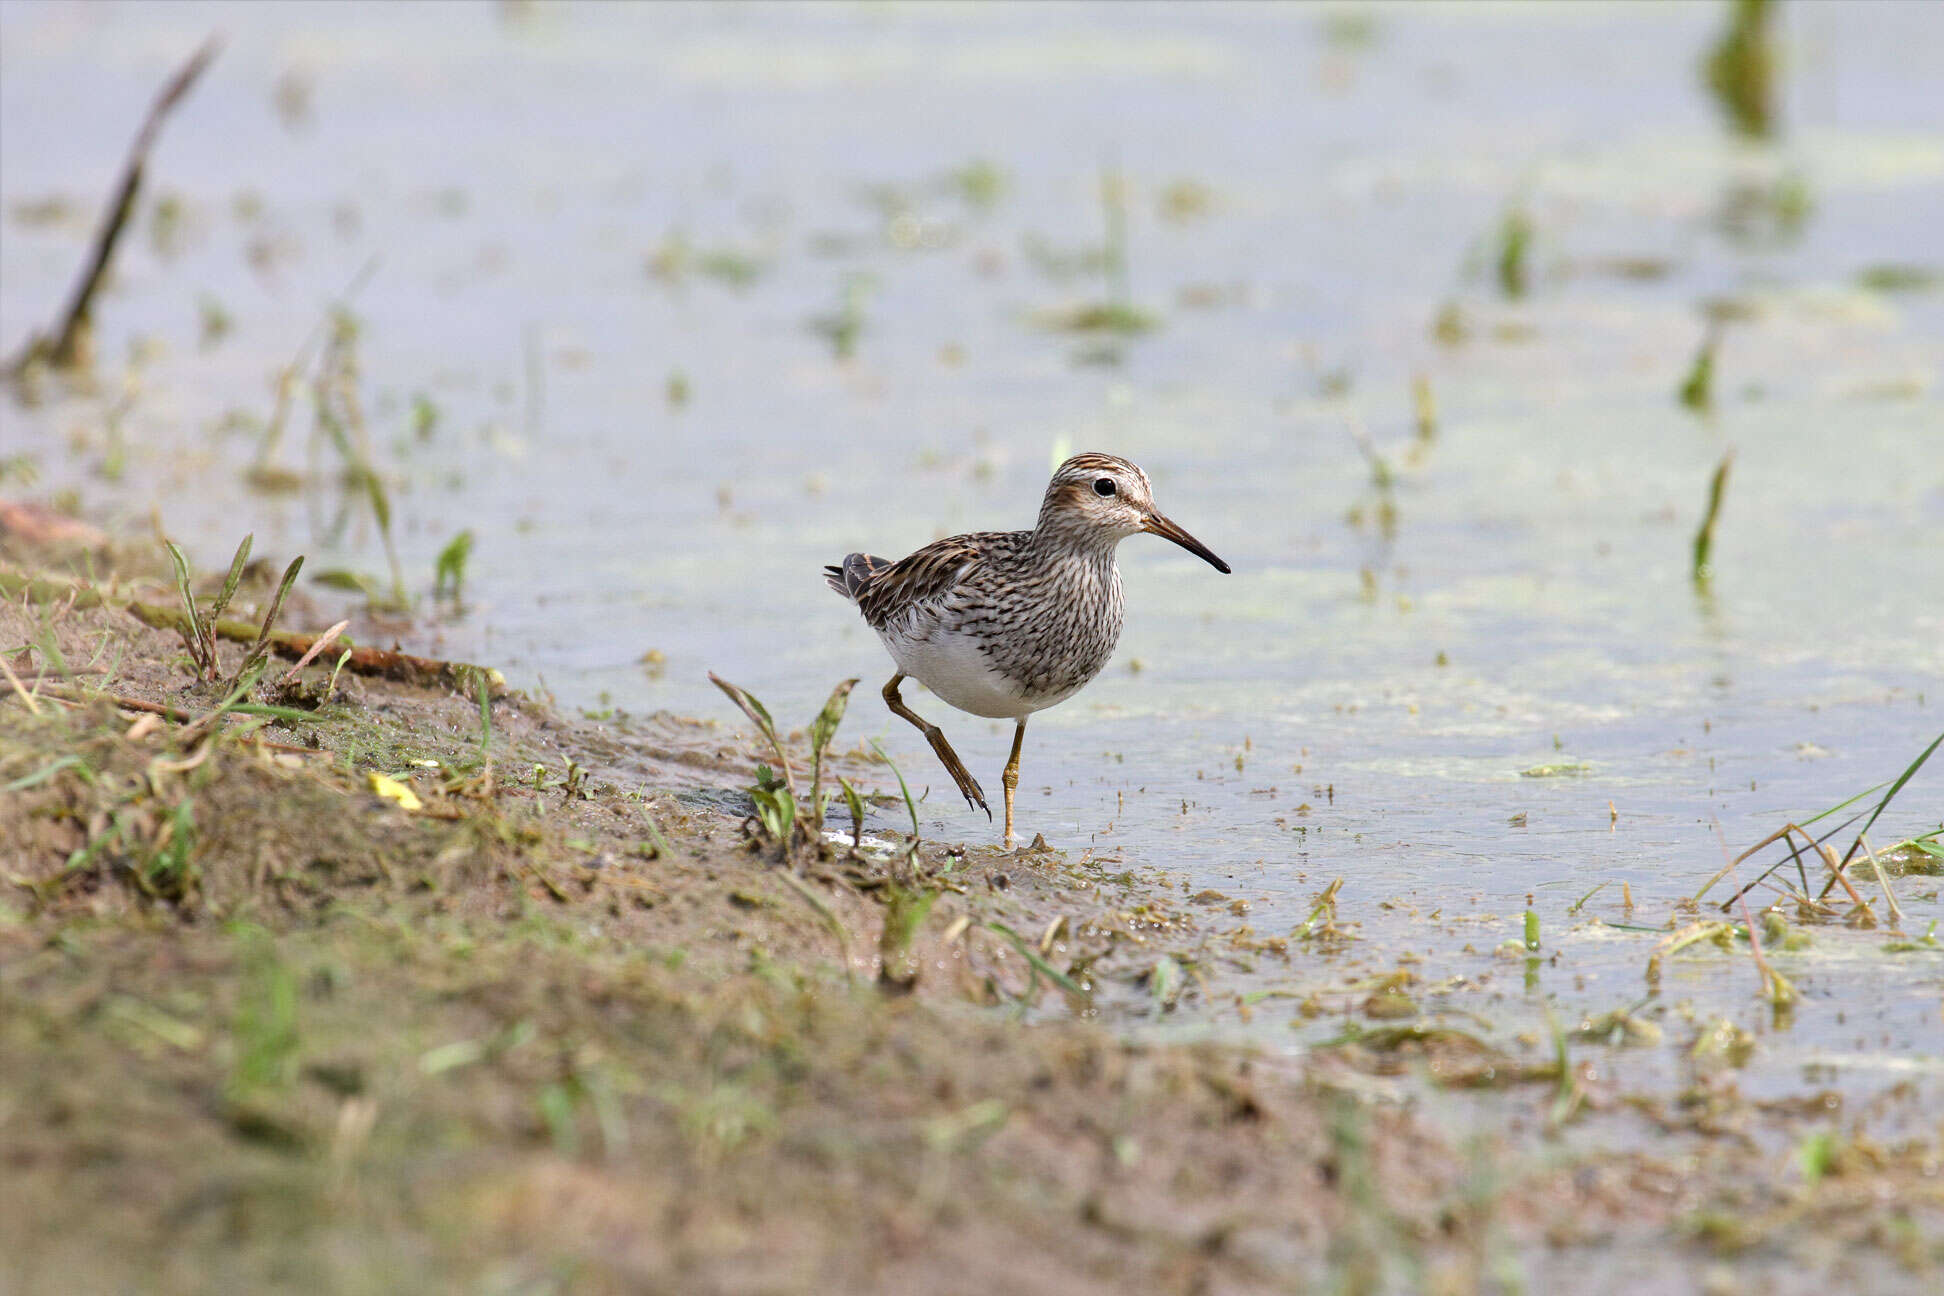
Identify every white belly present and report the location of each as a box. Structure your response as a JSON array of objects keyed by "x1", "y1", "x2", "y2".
[{"x1": 879, "y1": 626, "x2": 1043, "y2": 720}]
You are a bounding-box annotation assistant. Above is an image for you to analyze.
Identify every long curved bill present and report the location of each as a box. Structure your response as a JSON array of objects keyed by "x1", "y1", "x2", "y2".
[{"x1": 1141, "y1": 512, "x2": 1231, "y2": 574}]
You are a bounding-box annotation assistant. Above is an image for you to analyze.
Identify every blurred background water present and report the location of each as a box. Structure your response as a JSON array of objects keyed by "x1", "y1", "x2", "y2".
[{"x1": 3, "y1": 1, "x2": 1941, "y2": 1114}]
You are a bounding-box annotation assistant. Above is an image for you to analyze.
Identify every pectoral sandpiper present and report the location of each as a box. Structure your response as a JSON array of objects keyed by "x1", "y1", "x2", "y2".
[{"x1": 824, "y1": 452, "x2": 1230, "y2": 847}]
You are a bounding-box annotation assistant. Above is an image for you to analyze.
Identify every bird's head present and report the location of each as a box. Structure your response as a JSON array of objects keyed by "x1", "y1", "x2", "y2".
[{"x1": 1038, "y1": 453, "x2": 1230, "y2": 573}]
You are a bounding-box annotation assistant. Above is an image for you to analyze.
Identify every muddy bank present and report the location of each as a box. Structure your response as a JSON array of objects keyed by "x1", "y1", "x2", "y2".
[{"x1": 3, "y1": 533, "x2": 1942, "y2": 1294}]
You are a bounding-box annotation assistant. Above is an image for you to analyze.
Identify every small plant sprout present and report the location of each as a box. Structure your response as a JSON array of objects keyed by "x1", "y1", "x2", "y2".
[
  {"x1": 434, "y1": 529, "x2": 474, "y2": 605},
  {"x1": 870, "y1": 739, "x2": 925, "y2": 874},
  {"x1": 410, "y1": 392, "x2": 439, "y2": 440},
  {"x1": 1704, "y1": 0, "x2": 1777, "y2": 140},
  {"x1": 1496, "y1": 207, "x2": 1532, "y2": 300},
  {"x1": 326, "y1": 647, "x2": 352, "y2": 697},
  {"x1": 1680, "y1": 329, "x2": 1719, "y2": 414},
  {"x1": 311, "y1": 305, "x2": 407, "y2": 608},
  {"x1": 1544, "y1": 1005, "x2": 1585, "y2": 1128},
  {"x1": 1411, "y1": 374, "x2": 1437, "y2": 444},
  {"x1": 809, "y1": 273, "x2": 875, "y2": 361},
  {"x1": 1146, "y1": 955, "x2": 1184, "y2": 1013},
  {"x1": 805, "y1": 677, "x2": 858, "y2": 835},
  {"x1": 710, "y1": 672, "x2": 795, "y2": 794},
  {"x1": 1297, "y1": 878, "x2": 1344, "y2": 942},
  {"x1": 710, "y1": 673, "x2": 863, "y2": 863},
  {"x1": 166, "y1": 533, "x2": 250, "y2": 681},
  {"x1": 473, "y1": 666, "x2": 494, "y2": 763},
  {"x1": 838, "y1": 775, "x2": 867, "y2": 851},
  {"x1": 987, "y1": 920, "x2": 1090, "y2": 1009},
  {"x1": 1645, "y1": 920, "x2": 1738, "y2": 987},
  {"x1": 1691, "y1": 450, "x2": 1733, "y2": 585},
  {"x1": 1567, "y1": 881, "x2": 1608, "y2": 916},
  {"x1": 163, "y1": 535, "x2": 303, "y2": 689},
  {"x1": 876, "y1": 883, "x2": 936, "y2": 993},
  {"x1": 749, "y1": 765, "x2": 797, "y2": 845},
  {"x1": 947, "y1": 157, "x2": 1007, "y2": 212}
]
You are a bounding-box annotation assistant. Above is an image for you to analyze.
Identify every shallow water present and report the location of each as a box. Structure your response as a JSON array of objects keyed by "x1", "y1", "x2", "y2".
[{"x1": 4, "y1": 1, "x2": 1941, "y2": 1120}]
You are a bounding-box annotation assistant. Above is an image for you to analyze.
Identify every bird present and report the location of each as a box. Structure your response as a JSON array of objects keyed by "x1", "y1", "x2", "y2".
[{"x1": 824, "y1": 452, "x2": 1230, "y2": 847}]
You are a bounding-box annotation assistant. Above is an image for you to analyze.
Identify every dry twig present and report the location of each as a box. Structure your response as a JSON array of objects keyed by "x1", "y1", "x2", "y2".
[{"x1": 4, "y1": 37, "x2": 221, "y2": 375}]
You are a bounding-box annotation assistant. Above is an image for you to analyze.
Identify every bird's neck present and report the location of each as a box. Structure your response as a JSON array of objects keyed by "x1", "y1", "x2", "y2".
[{"x1": 1026, "y1": 512, "x2": 1122, "y2": 573}]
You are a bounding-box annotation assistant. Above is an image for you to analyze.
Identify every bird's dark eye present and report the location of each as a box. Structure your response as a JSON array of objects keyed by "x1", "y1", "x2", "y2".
[{"x1": 1093, "y1": 478, "x2": 1117, "y2": 497}]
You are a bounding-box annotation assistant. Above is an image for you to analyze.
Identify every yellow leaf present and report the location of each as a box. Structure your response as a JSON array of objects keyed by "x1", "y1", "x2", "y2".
[{"x1": 367, "y1": 770, "x2": 423, "y2": 811}]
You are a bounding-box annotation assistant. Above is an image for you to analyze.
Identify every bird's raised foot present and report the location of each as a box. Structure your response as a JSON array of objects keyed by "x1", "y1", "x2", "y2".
[
  {"x1": 918, "y1": 724, "x2": 987, "y2": 817},
  {"x1": 949, "y1": 765, "x2": 991, "y2": 819}
]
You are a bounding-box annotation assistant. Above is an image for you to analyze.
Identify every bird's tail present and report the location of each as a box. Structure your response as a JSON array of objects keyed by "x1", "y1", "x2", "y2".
[{"x1": 823, "y1": 552, "x2": 887, "y2": 600}]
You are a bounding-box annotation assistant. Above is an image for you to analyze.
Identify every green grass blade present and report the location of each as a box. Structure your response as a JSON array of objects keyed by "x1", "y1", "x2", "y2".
[
  {"x1": 5, "y1": 754, "x2": 85, "y2": 792},
  {"x1": 229, "y1": 703, "x2": 320, "y2": 724},
  {"x1": 434, "y1": 529, "x2": 473, "y2": 600},
  {"x1": 475, "y1": 666, "x2": 493, "y2": 757},
  {"x1": 1691, "y1": 451, "x2": 1732, "y2": 582},
  {"x1": 637, "y1": 811, "x2": 673, "y2": 860},
  {"x1": 838, "y1": 776, "x2": 866, "y2": 847},
  {"x1": 1840, "y1": 730, "x2": 1944, "y2": 867},
  {"x1": 208, "y1": 533, "x2": 253, "y2": 626},
  {"x1": 808, "y1": 678, "x2": 857, "y2": 769},
  {"x1": 164, "y1": 539, "x2": 212, "y2": 671},
  {"x1": 806, "y1": 677, "x2": 858, "y2": 831},
  {"x1": 235, "y1": 555, "x2": 303, "y2": 684},
  {"x1": 986, "y1": 921, "x2": 1089, "y2": 1005},
  {"x1": 870, "y1": 740, "x2": 921, "y2": 839},
  {"x1": 1800, "y1": 779, "x2": 1891, "y2": 828},
  {"x1": 710, "y1": 672, "x2": 793, "y2": 794}
]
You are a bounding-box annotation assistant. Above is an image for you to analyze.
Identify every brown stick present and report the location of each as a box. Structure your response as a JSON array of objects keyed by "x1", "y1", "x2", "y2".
[
  {"x1": 1717, "y1": 811, "x2": 1864, "y2": 913},
  {"x1": 1859, "y1": 833, "x2": 1903, "y2": 929},
  {"x1": 1, "y1": 655, "x2": 41, "y2": 715},
  {"x1": 1, "y1": 566, "x2": 508, "y2": 697},
  {"x1": 1794, "y1": 824, "x2": 1869, "y2": 913},
  {"x1": 124, "y1": 599, "x2": 507, "y2": 695},
  {"x1": 6, "y1": 37, "x2": 221, "y2": 375},
  {"x1": 281, "y1": 619, "x2": 349, "y2": 684},
  {"x1": 19, "y1": 684, "x2": 321, "y2": 757},
  {"x1": 1692, "y1": 815, "x2": 1755, "y2": 903},
  {"x1": 27, "y1": 686, "x2": 192, "y2": 722}
]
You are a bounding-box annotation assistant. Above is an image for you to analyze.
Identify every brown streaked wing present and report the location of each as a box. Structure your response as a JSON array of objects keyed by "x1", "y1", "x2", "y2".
[{"x1": 854, "y1": 532, "x2": 1000, "y2": 629}]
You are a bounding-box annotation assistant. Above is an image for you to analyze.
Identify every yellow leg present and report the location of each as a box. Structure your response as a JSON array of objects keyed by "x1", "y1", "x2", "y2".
[
  {"x1": 1002, "y1": 719, "x2": 1026, "y2": 849},
  {"x1": 882, "y1": 674, "x2": 989, "y2": 818}
]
